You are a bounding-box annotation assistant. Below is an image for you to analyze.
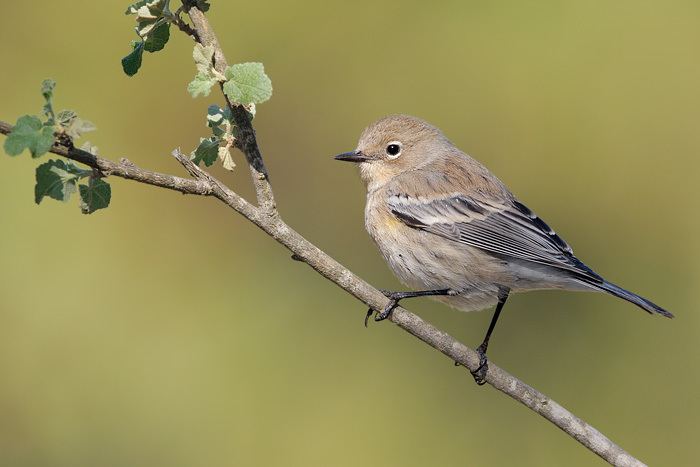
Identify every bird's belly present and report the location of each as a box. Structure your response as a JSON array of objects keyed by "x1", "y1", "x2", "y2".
[{"x1": 367, "y1": 214, "x2": 503, "y2": 312}]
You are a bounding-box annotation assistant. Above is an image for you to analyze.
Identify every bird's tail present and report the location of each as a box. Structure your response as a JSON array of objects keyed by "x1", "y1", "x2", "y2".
[{"x1": 592, "y1": 280, "x2": 674, "y2": 318}]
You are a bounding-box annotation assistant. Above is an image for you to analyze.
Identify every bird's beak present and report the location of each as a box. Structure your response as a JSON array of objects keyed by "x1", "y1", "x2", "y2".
[{"x1": 334, "y1": 150, "x2": 369, "y2": 163}]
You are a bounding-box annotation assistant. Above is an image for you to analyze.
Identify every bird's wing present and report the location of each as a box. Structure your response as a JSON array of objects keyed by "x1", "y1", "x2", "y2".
[{"x1": 387, "y1": 193, "x2": 603, "y2": 282}]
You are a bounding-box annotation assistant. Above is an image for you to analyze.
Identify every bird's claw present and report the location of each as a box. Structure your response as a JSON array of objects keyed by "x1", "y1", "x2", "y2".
[
  {"x1": 375, "y1": 297, "x2": 399, "y2": 322},
  {"x1": 470, "y1": 343, "x2": 489, "y2": 386},
  {"x1": 364, "y1": 290, "x2": 402, "y2": 326},
  {"x1": 364, "y1": 308, "x2": 374, "y2": 327}
]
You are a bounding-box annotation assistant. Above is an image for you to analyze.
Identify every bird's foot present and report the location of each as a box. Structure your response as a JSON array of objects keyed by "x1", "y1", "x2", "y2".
[
  {"x1": 470, "y1": 343, "x2": 489, "y2": 386},
  {"x1": 364, "y1": 288, "x2": 457, "y2": 326},
  {"x1": 375, "y1": 290, "x2": 402, "y2": 322},
  {"x1": 364, "y1": 290, "x2": 403, "y2": 326}
]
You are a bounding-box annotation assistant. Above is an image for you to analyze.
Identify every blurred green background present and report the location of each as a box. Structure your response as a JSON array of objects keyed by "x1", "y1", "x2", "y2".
[{"x1": 1, "y1": 1, "x2": 698, "y2": 466}]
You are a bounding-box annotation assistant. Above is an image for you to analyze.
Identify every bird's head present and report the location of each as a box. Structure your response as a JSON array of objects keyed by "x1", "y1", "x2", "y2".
[{"x1": 334, "y1": 114, "x2": 452, "y2": 192}]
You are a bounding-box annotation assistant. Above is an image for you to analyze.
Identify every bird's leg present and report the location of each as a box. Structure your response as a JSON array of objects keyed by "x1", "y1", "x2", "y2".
[
  {"x1": 470, "y1": 288, "x2": 510, "y2": 385},
  {"x1": 366, "y1": 288, "x2": 456, "y2": 325}
]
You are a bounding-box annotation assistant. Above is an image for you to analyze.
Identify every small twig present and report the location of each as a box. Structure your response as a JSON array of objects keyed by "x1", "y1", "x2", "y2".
[
  {"x1": 171, "y1": 148, "x2": 207, "y2": 180},
  {"x1": 171, "y1": 4, "x2": 199, "y2": 40}
]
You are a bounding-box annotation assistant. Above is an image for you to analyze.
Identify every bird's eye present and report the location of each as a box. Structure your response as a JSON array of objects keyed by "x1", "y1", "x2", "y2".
[{"x1": 385, "y1": 141, "x2": 402, "y2": 159}]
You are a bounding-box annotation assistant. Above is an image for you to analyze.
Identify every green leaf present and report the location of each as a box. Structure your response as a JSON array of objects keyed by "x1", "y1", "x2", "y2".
[
  {"x1": 222, "y1": 62, "x2": 273, "y2": 105},
  {"x1": 35, "y1": 159, "x2": 84, "y2": 204},
  {"x1": 194, "y1": 0, "x2": 210, "y2": 12},
  {"x1": 122, "y1": 41, "x2": 144, "y2": 76},
  {"x1": 207, "y1": 103, "x2": 232, "y2": 123},
  {"x1": 125, "y1": 0, "x2": 168, "y2": 18},
  {"x1": 144, "y1": 21, "x2": 170, "y2": 52},
  {"x1": 192, "y1": 43, "x2": 215, "y2": 74},
  {"x1": 124, "y1": 0, "x2": 171, "y2": 71},
  {"x1": 79, "y1": 177, "x2": 111, "y2": 214},
  {"x1": 192, "y1": 136, "x2": 220, "y2": 166},
  {"x1": 3, "y1": 115, "x2": 54, "y2": 158},
  {"x1": 124, "y1": 0, "x2": 149, "y2": 14},
  {"x1": 187, "y1": 72, "x2": 218, "y2": 98},
  {"x1": 51, "y1": 160, "x2": 89, "y2": 179},
  {"x1": 56, "y1": 109, "x2": 77, "y2": 125},
  {"x1": 127, "y1": 0, "x2": 169, "y2": 37},
  {"x1": 188, "y1": 44, "x2": 223, "y2": 98},
  {"x1": 55, "y1": 110, "x2": 96, "y2": 139},
  {"x1": 207, "y1": 105, "x2": 225, "y2": 126}
]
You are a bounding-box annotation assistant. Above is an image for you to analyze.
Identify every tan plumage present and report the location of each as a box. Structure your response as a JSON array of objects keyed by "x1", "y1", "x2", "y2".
[{"x1": 338, "y1": 114, "x2": 672, "y2": 318}]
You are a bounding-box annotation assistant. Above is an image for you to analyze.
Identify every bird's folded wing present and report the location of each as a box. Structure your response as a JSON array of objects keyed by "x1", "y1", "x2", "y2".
[{"x1": 387, "y1": 193, "x2": 603, "y2": 282}]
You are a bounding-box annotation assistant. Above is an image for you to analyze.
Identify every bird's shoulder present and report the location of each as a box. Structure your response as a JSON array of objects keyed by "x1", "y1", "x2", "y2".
[{"x1": 384, "y1": 151, "x2": 511, "y2": 202}]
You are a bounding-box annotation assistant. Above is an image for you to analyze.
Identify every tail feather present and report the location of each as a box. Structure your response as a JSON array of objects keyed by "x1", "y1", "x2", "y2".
[{"x1": 594, "y1": 280, "x2": 674, "y2": 318}]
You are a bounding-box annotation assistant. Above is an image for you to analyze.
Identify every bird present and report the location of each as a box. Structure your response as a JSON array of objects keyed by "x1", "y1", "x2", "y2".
[{"x1": 334, "y1": 114, "x2": 673, "y2": 385}]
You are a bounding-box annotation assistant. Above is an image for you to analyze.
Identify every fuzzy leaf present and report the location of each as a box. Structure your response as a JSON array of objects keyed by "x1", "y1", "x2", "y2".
[
  {"x1": 194, "y1": 0, "x2": 210, "y2": 12},
  {"x1": 192, "y1": 136, "x2": 220, "y2": 166},
  {"x1": 188, "y1": 44, "x2": 224, "y2": 97},
  {"x1": 193, "y1": 43, "x2": 215, "y2": 74},
  {"x1": 144, "y1": 21, "x2": 170, "y2": 52},
  {"x1": 3, "y1": 115, "x2": 54, "y2": 158},
  {"x1": 124, "y1": 0, "x2": 149, "y2": 14},
  {"x1": 55, "y1": 110, "x2": 96, "y2": 139},
  {"x1": 122, "y1": 41, "x2": 144, "y2": 76},
  {"x1": 207, "y1": 105, "x2": 225, "y2": 126},
  {"x1": 187, "y1": 72, "x2": 218, "y2": 98},
  {"x1": 222, "y1": 62, "x2": 273, "y2": 105},
  {"x1": 35, "y1": 159, "x2": 84, "y2": 204},
  {"x1": 125, "y1": 0, "x2": 167, "y2": 20},
  {"x1": 56, "y1": 110, "x2": 77, "y2": 125},
  {"x1": 133, "y1": 1, "x2": 169, "y2": 38},
  {"x1": 206, "y1": 104, "x2": 232, "y2": 132},
  {"x1": 79, "y1": 177, "x2": 111, "y2": 214},
  {"x1": 219, "y1": 146, "x2": 235, "y2": 171}
]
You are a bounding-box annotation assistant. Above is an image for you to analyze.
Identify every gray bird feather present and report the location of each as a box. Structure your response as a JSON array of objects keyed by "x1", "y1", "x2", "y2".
[{"x1": 387, "y1": 193, "x2": 604, "y2": 284}]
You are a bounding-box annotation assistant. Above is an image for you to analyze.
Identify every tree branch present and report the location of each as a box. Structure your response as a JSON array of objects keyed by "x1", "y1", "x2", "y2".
[
  {"x1": 0, "y1": 4, "x2": 648, "y2": 466},
  {"x1": 0, "y1": 117, "x2": 646, "y2": 467},
  {"x1": 184, "y1": 3, "x2": 276, "y2": 214}
]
